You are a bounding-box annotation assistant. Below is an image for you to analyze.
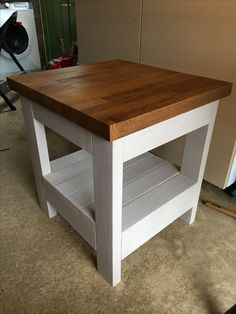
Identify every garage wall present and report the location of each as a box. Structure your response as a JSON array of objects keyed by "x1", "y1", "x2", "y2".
[{"x1": 76, "y1": 0, "x2": 142, "y2": 64}]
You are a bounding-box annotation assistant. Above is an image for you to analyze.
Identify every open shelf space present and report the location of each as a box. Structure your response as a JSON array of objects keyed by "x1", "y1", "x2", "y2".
[{"x1": 44, "y1": 150, "x2": 196, "y2": 258}]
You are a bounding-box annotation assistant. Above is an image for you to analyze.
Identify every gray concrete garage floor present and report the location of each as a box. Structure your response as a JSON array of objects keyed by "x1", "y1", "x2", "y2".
[{"x1": 0, "y1": 95, "x2": 235, "y2": 314}]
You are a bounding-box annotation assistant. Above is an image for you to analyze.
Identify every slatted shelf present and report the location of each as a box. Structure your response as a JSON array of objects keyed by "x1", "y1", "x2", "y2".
[{"x1": 44, "y1": 150, "x2": 196, "y2": 258}]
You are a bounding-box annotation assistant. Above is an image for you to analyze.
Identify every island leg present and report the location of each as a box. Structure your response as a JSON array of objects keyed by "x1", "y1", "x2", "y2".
[
  {"x1": 92, "y1": 135, "x2": 124, "y2": 286},
  {"x1": 21, "y1": 97, "x2": 57, "y2": 218},
  {"x1": 180, "y1": 102, "x2": 219, "y2": 224}
]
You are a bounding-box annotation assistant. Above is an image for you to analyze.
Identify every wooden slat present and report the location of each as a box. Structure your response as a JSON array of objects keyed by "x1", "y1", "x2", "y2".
[
  {"x1": 123, "y1": 154, "x2": 167, "y2": 185},
  {"x1": 122, "y1": 178, "x2": 196, "y2": 259},
  {"x1": 123, "y1": 163, "x2": 178, "y2": 206},
  {"x1": 50, "y1": 150, "x2": 89, "y2": 172},
  {"x1": 56, "y1": 170, "x2": 93, "y2": 196},
  {"x1": 122, "y1": 174, "x2": 194, "y2": 231},
  {"x1": 71, "y1": 161, "x2": 178, "y2": 213},
  {"x1": 45, "y1": 151, "x2": 169, "y2": 208},
  {"x1": 45, "y1": 157, "x2": 92, "y2": 185},
  {"x1": 124, "y1": 152, "x2": 153, "y2": 168},
  {"x1": 44, "y1": 149, "x2": 179, "y2": 222},
  {"x1": 48, "y1": 151, "x2": 154, "y2": 196},
  {"x1": 50, "y1": 150, "x2": 152, "y2": 173},
  {"x1": 50, "y1": 154, "x2": 159, "y2": 197},
  {"x1": 8, "y1": 60, "x2": 232, "y2": 141}
]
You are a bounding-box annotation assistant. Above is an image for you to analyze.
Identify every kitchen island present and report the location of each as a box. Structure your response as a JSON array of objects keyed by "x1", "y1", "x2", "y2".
[{"x1": 8, "y1": 60, "x2": 232, "y2": 286}]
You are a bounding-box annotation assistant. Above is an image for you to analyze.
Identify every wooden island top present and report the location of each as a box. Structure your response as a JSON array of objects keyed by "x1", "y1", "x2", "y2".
[{"x1": 8, "y1": 60, "x2": 232, "y2": 141}]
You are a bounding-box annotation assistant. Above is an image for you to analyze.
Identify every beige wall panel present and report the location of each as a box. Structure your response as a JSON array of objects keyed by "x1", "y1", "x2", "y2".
[
  {"x1": 76, "y1": 0, "x2": 141, "y2": 65},
  {"x1": 141, "y1": 0, "x2": 236, "y2": 188}
]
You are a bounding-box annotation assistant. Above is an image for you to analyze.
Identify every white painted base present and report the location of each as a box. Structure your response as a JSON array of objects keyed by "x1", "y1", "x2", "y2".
[
  {"x1": 21, "y1": 97, "x2": 219, "y2": 286},
  {"x1": 44, "y1": 149, "x2": 196, "y2": 261}
]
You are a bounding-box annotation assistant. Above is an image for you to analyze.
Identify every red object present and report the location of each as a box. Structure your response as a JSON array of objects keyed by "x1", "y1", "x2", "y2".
[{"x1": 48, "y1": 54, "x2": 76, "y2": 70}]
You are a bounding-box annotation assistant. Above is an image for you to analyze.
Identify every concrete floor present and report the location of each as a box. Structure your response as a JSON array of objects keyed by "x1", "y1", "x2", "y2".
[{"x1": 0, "y1": 95, "x2": 236, "y2": 314}]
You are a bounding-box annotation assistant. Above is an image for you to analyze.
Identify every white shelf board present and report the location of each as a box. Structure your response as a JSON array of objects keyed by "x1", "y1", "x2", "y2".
[{"x1": 44, "y1": 150, "x2": 196, "y2": 256}]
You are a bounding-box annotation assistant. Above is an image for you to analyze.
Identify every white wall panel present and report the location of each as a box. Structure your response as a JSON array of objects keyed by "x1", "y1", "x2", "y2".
[
  {"x1": 141, "y1": 0, "x2": 236, "y2": 188},
  {"x1": 76, "y1": 0, "x2": 142, "y2": 64}
]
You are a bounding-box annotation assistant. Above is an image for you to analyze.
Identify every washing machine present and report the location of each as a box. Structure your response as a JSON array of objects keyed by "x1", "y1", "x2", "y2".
[{"x1": 0, "y1": 2, "x2": 41, "y2": 77}]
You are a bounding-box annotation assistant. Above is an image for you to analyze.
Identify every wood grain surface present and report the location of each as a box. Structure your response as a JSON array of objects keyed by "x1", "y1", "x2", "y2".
[{"x1": 8, "y1": 60, "x2": 232, "y2": 141}]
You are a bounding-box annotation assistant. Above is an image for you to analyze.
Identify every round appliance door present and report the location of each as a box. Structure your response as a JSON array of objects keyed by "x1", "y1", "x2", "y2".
[{"x1": 0, "y1": 10, "x2": 34, "y2": 61}]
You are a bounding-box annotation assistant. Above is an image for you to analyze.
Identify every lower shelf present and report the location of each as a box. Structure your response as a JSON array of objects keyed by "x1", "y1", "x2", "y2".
[{"x1": 44, "y1": 150, "x2": 196, "y2": 258}]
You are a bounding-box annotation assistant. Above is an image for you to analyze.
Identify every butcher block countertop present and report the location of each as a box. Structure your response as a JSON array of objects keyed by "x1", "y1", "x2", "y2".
[{"x1": 8, "y1": 60, "x2": 232, "y2": 141}]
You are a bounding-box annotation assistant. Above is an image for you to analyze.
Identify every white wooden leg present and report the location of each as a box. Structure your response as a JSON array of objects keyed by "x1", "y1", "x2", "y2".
[
  {"x1": 92, "y1": 135, "x2": 123, "y2": 286},
  {"x1": 21, "y1": 97, "x2": 57, "y2": 218},
  {"x1": 180, "y1": 103, "x2": 218, "y2": 224}
]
